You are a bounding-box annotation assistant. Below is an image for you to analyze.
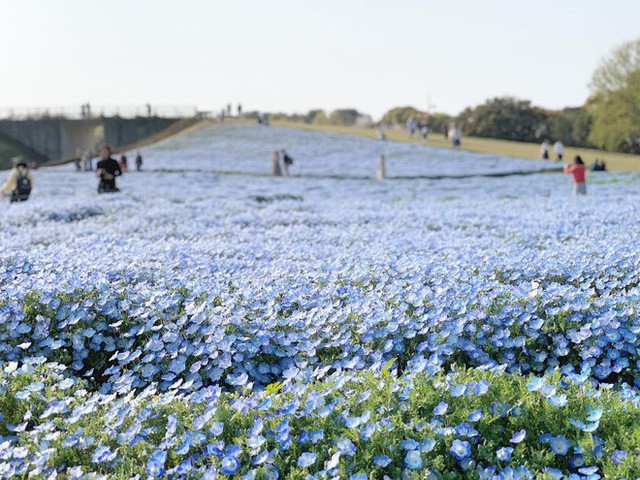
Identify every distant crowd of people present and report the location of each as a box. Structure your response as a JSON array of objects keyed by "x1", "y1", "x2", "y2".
[
  {"x1": 405, "y1": 118, "x2": 462, "y2": 149},
  {"x1": 0, "y1": 129, "x2": 619, "y2": 204},
  {"x1": 1, "y1": 146, "x2": 145, "y2": 203}
]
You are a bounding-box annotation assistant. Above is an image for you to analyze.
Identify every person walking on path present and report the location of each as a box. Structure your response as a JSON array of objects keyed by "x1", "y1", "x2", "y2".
[
  {"x1": 564, "y1": 155, "x2": 587, "y2": 195},
  {"x1": 376, "y1": 154, "x2": 386, "y2": 181},
  {"x1": 1, "y1": 156, "x2": 33, "y2": 203},
  {"x1": 540, "y1": 139, "x2": 550, "y2": 160},
  {"x1": 135, "y1": 151, "x2": 143, "y2": 171},
  {"x1": 96, "y1": 145, "x2": 122, "y2": 193},
  {"x1": 282, "y1": 149, "x2": 294, "y2": 176},
  {"x1": 553, "y1": 140, "x2": 564, "y2": 161},
  {"x1": 119, "y1": 154, "x2": 128, "y2": 172},
  {"x1": 271, "y1": 150, "x2": 283, "y2": 176}
]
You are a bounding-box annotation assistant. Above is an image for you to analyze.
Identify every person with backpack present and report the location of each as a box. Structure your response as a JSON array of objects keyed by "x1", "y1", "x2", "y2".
[
  {"x1": 1, "y1": 156, "x2": 33, "y2": 203},
  {"x1": 96, "y1": 145, "x2": 122, "y2": 193},
  {"x1": 282, "y1": 149, "x2": 294, "y2": 176}
]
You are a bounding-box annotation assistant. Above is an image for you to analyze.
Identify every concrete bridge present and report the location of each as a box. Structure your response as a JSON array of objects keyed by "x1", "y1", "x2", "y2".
[{"x1": 0, "y1": 105, "x2": 207, "y2": 168}]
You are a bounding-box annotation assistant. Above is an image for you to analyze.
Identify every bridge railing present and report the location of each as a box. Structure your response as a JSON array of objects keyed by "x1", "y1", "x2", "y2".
[{"x1": 0, "y1": 105, "x2": 203, "y2": 120}]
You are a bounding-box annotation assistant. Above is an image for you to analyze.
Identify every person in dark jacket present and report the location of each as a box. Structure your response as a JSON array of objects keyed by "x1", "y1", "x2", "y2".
[
  {"x1": 135, "y1": 151, "x2": 143, "y2": 171},
  {"x1": 96, "y1": 145, "x2": 122, "y2": 193}
]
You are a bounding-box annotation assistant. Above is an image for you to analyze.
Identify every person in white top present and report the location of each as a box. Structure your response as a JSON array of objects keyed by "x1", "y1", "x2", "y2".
[
  {"x1": 539, "y1": 139, "x2": 550, "y2": 160},
  {"x1": 553, "y1": 140, "x2": 564, "y2": 161}
]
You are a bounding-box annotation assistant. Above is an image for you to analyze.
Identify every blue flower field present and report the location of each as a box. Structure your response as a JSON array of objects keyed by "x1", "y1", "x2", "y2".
[{"x1": 1, "y1": 125, "x2": 640, "y2": 479}]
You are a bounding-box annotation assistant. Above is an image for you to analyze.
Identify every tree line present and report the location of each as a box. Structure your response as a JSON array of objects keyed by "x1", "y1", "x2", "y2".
[{"x1": 261, "y1": 38, "x2": 640, "y2": 154}]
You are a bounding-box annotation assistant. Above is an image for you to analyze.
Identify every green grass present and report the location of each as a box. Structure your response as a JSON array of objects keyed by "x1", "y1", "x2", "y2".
[{"x1": 273, "y1": 121, "x2": 640, "y2": 172}]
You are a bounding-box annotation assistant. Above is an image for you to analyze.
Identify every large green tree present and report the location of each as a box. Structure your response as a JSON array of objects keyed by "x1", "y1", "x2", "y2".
[
  {"x1": 457, "y1": 97, "x2": 548, "y2": 142},
  {"x1": 588, "y1": 39, "x2": 640, "y2": 153},
  {"x1": 328, "y1": 109, "x2": 361, "y2": 126}
]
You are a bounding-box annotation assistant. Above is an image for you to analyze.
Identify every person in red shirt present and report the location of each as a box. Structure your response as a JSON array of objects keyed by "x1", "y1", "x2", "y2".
[{"x1": 564, "y1": 155, "x2": 587, "y2": 195}]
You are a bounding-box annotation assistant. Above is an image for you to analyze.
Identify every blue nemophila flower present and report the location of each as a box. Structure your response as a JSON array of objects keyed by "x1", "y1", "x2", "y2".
[
  {"x1": 450, "y1": 440, "x2": 471, "y2": 460},
  {"x1": 450, "y1": 384, "x2": 466, "y2": 397},
  {"x1": 578, "y1": 466, "x2": 599, "y2": 475},
  {"x1": 548, "y1": 435, "x2": 571, "y2": 455},
  {"x1": 405, "y1": 450, "x2": 422, "y2": 470},
  {"x1": 467, "y1": 410, "x2": 483, "y2": 422},
  {"x1": 253, "y1": 450, "x2": 269, "y2": 465},
  {"x1": 510, "y1": 429, "x2": 526, "y2": 443},
  {"x1": 585, "y1": 406, "x2": 603, "y2": 422},
  {"x1": 543, "y1": 467, "x2": 564, "y2": 479},
  {"x1": 548, "y1": 394, "x2": 568, "y2": 407},
  {"x1": 221, "y1": 456, "x2": 240, "y2": 475},
  {"x1": 91, "y1": 445, "x2": 117, "y2": 464},
  {"x1": 526, "y1": 377, "x2": 544, "y2": 392},
  {"x1": 570, "y1": 418, "x2": 600, "y2": 432},
  {"x1": 209, "y1": 422, "x2": 224, "y2": 436},
  {"x1": 455, "y1": 422, "x2": 478, "y2": 437},
  {"x1": 401, "y1": 438, "x2": 419, "y2": 450},
  {"x1": 325, "y1": 452, "x2": 341, "y2": 470},
  {"x1": 350, "y1": 474, "x2": 368, "y2": 480},
  {"x1": 227, "y1": 372, "x2": 249, "y2": 386},
  {"x1": 309, "y1": 430, "x2": 324, "y2": 444},
  {"x1": 420, "y1": 438, "x2": 436, "y2": 453},
  {"x1": 337, "y1": 438, "x2": 357, "y2": 456},
  {"x1": 247, "y1": 434, "x2": 266, "y2": 449},
  {"x1": 496, "y1": 447, "x2": 514, "y2": 462},
  {"x1": 146, "y1": 450, "x2": 167, "y2": 477},
  {"x1": 433, "y1": 402, "x2": 448, "y2": 415},
  {"x1": 297, "y1": 452, "x2": 316, "y2": 468},
  {"x1": 611, "y1": 449, "x2": 627, "y2": 465},
  {"x1": 374, "y1": 455, "x2": 392, "y2": 467}
]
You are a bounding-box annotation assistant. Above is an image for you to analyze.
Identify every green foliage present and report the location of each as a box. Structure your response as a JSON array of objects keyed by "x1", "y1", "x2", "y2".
[
  {"x1": 545, "y1": 108, "x2": 593, "y2": 147},
  {"x1": 380, "y1": 106, "x2": 424, "y2": 125},
  {"x1": 305, "y1": 109, "x2": 328, "y2": 124},
  {"x1": 328, "y1": 109, "x2": 362, "y2": 126},
  {"x1": 588, "y1": 38, "x2": 640, "y2": 153},
  {"x1": 457, "y1": 97, "x2": 548, "y2": 143},
  {"x1": 4, "y1": 363, "x2": 640, "y2": 478},
  {"x1": 266, "y1": 381, "x2": 284, "y2": 395}
]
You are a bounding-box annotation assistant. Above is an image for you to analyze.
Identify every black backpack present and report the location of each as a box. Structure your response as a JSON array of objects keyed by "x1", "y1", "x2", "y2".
[
  {"x1": 16, "y1": 170, "x2": 31, "y2": 200},
  {"x1": 283, "y1": 153, "x2": 293, "y2": 165}
]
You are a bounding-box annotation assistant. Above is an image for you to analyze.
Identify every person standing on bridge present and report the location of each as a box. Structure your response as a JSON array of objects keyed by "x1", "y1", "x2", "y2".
[
  {"x1": 96, "y1": 145, "x2": 122, "y2": 193},
  {"x1": 1, "y1": 156, "x2": 33, "y2": 203}
]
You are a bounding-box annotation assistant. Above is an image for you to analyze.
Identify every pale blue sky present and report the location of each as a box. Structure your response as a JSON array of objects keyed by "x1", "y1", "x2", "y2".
[{"x1": 1, "y1": 0, "x2": 639, "y2": 118}]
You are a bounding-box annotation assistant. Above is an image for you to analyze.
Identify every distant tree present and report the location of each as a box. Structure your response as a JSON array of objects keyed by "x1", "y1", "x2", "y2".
[
  {"x1": 457, "y1": 97, "x2": 548, "y2": 142},
  {"x1": 427, "y1": 112, "x2": 454, "y2": 134},
  {"x1": 328, "y1": 109, "x2": 361, "y2": 126},
  {"x1": 306, "y1": 109, "x2": 328, "y2": 124},
  {"x1": 570, "y1": 107, "x2": 593, "y2": 147},
  {"x1": 588, "y1": 38, "x2": 640, "y2": 153},
  {"x1": 548, "y1": 107, "x2": 593, "y2": 147},
  {"x1": 380, "y1": 106, "x2": 423, "y2": 125}
]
